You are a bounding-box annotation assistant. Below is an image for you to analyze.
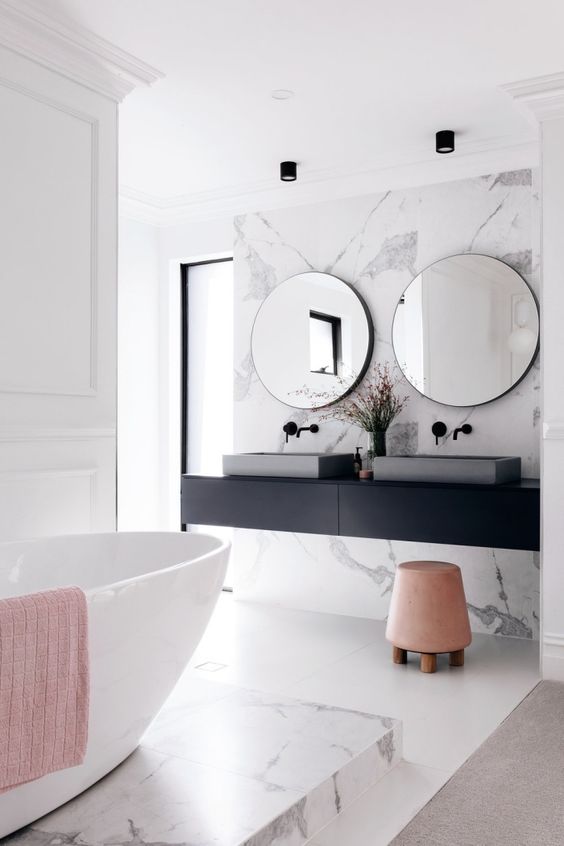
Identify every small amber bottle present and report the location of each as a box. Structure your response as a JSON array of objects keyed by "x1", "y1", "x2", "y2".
[{"x1": 353, "y1": 446, "x2": 363, "y2": 477}]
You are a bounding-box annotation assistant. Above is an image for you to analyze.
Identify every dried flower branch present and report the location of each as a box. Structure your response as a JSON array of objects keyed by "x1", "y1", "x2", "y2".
[{"x1": 296, "y1": 363, "x2": 409, "y2": 432}]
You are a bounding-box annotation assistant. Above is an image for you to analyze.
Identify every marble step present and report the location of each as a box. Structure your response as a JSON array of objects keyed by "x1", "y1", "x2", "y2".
[{"x1": 12, "y1": 679, "x2": 402, "y2": 846}]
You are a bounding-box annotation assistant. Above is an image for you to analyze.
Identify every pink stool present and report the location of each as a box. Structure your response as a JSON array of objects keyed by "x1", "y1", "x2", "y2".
[{"x1": 386, "y1": 561, "x2": 472, "y2": 673}]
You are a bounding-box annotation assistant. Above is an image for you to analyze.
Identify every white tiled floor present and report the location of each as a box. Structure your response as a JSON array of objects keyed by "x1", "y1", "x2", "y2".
[{"x1": 188, "y1": 593, "x2": 540, "y2": 845}]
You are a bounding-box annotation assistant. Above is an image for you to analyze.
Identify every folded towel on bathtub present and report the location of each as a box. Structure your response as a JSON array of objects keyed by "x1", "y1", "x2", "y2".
[{"x1": 0, "y1": 586, "x2": 89, "y2": 792}]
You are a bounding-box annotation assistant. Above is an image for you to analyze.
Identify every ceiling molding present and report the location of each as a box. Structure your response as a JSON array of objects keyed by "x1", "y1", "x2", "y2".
[
  {"x1": 502, "y1": 72, "x2": 564, "y2": 123},
  {"x1": 120, "y1": 134, "x2": 539, "y2": 227},
  {"x1": 0, "y1": 0, "x2": 164, "y2": 101}
]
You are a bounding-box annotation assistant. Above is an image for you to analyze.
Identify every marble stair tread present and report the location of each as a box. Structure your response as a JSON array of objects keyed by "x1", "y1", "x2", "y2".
[{"x1": 12, "y1": 680, "x2": 401, "y2": 846}]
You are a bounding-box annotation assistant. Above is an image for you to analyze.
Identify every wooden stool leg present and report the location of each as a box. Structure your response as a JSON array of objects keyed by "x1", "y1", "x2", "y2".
[
  {"x1": 449, "y1": 649, "x2": 465, "y2": 667},
  {"x1": 420, "y1": 653, "x2": 437, "y2": 673},
  {"x1": 392, "y1": 645, "x2": 407, "y2": 664}
]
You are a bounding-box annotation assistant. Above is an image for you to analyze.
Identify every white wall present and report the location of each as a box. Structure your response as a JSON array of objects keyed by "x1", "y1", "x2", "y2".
[
  {"x1": 157, "y1": 219, "x2": 234, "y2": 528},
  {"x1": 539, "y1": 116, "x2": 564, "y2": 678},
  {"x1": 500, "y1": 74, "x2": 564, "y2": 677},
  {"x1": 117, "y1": 216, "x2": 234, "y2": 530},
  {"x1": 118, "y1": 218, "x2": 160, "y2": 529},
  {"x1": 0, "y1": 45, "x2": 118, "y2": 538}
]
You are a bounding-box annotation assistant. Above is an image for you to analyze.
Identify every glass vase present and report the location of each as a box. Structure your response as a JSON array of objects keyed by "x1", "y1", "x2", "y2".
[{"x1": 369, "y1": 429, "x2": 387, "y2": 463}]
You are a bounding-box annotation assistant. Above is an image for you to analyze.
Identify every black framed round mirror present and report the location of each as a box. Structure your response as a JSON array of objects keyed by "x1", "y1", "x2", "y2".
[
  {"x1": 392, "y1": 254, "x2": 539, "y2": 407},
  {"x1": 251, "y1": 271, "x2": 374, "y2": 409}
]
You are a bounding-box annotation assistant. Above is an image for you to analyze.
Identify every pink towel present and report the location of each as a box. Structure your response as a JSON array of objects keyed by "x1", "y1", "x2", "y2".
[{"x1": 0, "y1": 586, "x2": 89, "y2": 792}]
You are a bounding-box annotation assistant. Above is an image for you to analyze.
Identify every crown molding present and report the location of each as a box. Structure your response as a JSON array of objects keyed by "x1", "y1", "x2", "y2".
[
  {"x1": 120, "y1": 134, "x2": 539, "y2": 227},
  {"x1": 0, "y1": 0, "x2": 164, "y2": 101},
  {"x1": 502, "y1": 72, "x2": 564, "y2": 123}
]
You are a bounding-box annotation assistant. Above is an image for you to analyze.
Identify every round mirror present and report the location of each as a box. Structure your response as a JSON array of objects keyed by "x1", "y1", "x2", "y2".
[
  {"x1": 392, "y1": 254, "x2": 539, "y2": 407},
  {"x1": 252, "y1": 271, "x2": 374, "y2": 409}
]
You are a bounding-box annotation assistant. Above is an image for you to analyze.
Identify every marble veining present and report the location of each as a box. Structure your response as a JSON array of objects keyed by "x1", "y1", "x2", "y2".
[
  {"x1": 467, "y1": 603, "x2": 533, "y2": 638},
  {"x1": 357, "y1": 230, "x2": 418, "y2": 281},
  {"x1": 234, "y1": 350, "x2": 256, "y2": 402},
  {"x1": 235, "y1": 528, "x2": 539, "y2": 639},
  {"x1": 328, "y1": 538, "x2": 395, "y2": 595},
  {"x1": 6, "y1": 680, "x2": 400, "y2": 846},
  {"x1": 501, "y1": 248, "x2": 532, "y2": 277},
  {"x1": 468, "y1": 199, "x2": 506, "y2": 251},
  {"x1": 232, "y1": 168, "x2": 540, "y2": 638},
  {"x1": 386, "y1": 421, "x2": 418, "y2": 456},
  {"x1": 488, "y1": 169, "x2": 532, "y2": 189}
]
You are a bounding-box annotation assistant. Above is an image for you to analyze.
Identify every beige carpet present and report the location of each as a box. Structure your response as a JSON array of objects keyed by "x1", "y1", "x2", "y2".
[{"x1": 391, "y1": 682, "x2": 564, "y2": 846}]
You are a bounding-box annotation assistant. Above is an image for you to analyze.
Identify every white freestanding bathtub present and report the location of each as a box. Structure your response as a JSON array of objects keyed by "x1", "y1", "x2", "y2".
[{"x1": 0, "y1": 531, "x2": 229, "y2": 838}]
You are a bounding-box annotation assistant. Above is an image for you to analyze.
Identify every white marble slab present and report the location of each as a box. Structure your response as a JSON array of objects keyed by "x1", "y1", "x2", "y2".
[
  {"x1": 232, "y1": 168, "x2": 541, "y2": 640},
  {"x1": 7, "y1": 679, "x2": 401, "y2": 846}
]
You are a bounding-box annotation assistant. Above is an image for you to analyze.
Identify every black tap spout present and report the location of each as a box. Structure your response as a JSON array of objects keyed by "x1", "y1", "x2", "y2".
[
  {"x1": 453, "y1": 423, "x2": 472, "y2": 440},
  {"x1": 296, "y1": 424, "x2": 319, "y2": 439}
]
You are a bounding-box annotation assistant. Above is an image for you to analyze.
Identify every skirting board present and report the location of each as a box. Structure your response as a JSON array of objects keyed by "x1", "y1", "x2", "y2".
[{"x1": 543, "y1": 634, "x2": 564, "y2": 680}]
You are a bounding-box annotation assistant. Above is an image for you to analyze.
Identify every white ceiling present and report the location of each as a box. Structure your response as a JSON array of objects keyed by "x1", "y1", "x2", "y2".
[{"x1": 43, "y1": 0, "x2": 564, "y2": 201}]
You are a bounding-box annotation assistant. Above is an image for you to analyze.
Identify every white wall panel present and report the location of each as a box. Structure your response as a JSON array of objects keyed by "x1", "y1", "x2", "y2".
[
  {"x1": 118, "y1": 217, "x2": 159, "y2": 530},
  {"x1": 0, "y1": 433, "x2": 116, "y2": 539},
  {"x1": 0, "y1": 44, "x2": 118, "y2": 538},
  {"x1": 0, "y1": 82, "x2": 95, "y2": 396},
  {"x1": 0, "y1": 470, "x2": 95, "y2": 539}
]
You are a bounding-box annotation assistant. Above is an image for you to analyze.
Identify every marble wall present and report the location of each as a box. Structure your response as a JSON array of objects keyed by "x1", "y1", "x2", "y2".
[{"x1": 232, "y1": 169, "x2": 540, "y2": 639}]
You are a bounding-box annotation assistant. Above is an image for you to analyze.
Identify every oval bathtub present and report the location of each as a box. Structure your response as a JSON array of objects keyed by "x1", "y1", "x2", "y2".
[{"x1": 0, "y1": 531, "x2": 229, "y2": 838}]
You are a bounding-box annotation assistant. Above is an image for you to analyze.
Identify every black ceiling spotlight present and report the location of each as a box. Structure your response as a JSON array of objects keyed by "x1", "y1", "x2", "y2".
[
  {"x1": 280, "y1": 161, "x2": 297, "y2": 182},
  {"x1": 436, "y1": 130, "x2": 455, "y2": 154}
]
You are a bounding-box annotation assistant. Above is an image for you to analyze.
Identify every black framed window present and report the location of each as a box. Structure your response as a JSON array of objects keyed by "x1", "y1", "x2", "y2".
[
  {"x1": 181, "y1": 256, "x2": 233, "y2": 486},
  {"x1": 309, "y1": 310, "x2": 342, "y2": 375}
]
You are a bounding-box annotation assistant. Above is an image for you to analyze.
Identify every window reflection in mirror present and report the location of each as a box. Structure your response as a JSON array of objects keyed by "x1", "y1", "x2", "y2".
[
  {"x1": 309, "y1": 311, "x2": 341, "y2": 375},
  {"x1": 251, "y1": 271, "x2": 374, "y2": 409}
]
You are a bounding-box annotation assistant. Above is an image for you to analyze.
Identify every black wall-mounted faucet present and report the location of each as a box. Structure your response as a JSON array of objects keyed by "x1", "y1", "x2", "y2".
[
  {"x1": 431, "y1": 421, "x2": 447, "y2": 446},
  {"x1": 283, "y1": 421, "x2": 319, "y2": 443},
  {"x1": 453, "y1": 423, "x2": 472, "y2": 440}
]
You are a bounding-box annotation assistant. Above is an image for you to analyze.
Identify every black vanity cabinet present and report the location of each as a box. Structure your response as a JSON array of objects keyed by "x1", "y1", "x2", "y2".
[
  {"x1": 337, "y1": 478, "x2": 539, "y2": 551},
  {"x1": 181, "y1": 475, "x2": 339, "y2": 535},
  {"x1": 181, "y1": 475, "x2": 540, "y2": 552}
]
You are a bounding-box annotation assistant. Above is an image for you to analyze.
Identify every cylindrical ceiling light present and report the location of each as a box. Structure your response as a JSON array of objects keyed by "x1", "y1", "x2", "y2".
[
  {"x1": 280, "y1": 161, "x2": 297, "y2": 181},
  {"x1": 435, "y1": 130, "x2": 455, "y2": 154}
]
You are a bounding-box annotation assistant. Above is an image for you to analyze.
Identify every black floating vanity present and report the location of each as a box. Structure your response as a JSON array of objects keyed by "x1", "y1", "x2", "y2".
[{"x1": 181, "y1": 474, "x2": 540, "y2": 552}]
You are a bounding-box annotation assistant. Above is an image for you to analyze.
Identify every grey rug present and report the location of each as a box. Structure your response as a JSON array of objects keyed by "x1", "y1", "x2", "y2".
[{"x1": 391, "y1": 681, "x2": 564, "y2": 846}]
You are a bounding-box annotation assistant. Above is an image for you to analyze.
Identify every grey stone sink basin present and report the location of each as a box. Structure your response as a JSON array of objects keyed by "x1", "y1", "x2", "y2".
[
  {"x1": 222, "y1": 452, "x2": 354, "y2": 479},
  {"x1": 372, "y1": 455, "x2": 521, "y2": 485}
]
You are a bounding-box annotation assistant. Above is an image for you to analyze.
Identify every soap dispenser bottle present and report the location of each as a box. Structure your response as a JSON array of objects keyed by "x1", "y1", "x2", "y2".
[{"x1": 354, "y1": 447, "x2": 363, "y2": 477}]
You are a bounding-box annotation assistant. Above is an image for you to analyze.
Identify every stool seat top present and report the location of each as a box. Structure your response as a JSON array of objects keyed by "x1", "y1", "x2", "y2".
[{"x1": 398, "y1": 560, "x2": 459, "y2": 573}]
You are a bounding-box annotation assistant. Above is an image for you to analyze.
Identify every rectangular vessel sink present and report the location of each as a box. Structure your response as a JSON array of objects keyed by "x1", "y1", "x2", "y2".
[
  {"x1": 223, "y1": 452, "x2": 354, "y2": 479},
  {"x1": 372, "y1": 455, "x2": 521, "y2": 485}
]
